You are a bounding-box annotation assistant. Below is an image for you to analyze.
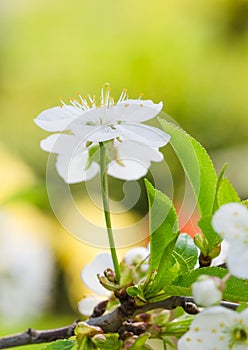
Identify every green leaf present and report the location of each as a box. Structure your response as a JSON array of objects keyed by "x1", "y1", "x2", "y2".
[
  {"x1": 158, "y1": 119, "x2": 217, "y2": 217},
  {"x1": 92, "y1": 333, "x2": 122, "y2": 350},
  {"x1": 129, "y1": 333, "x2": 151, "y2": 350},
  {"x1": 198, "y1": 215, "x2": 222, "y2": 252},
  {"x1": 213, "y1": 163, "x2": 228, "y2": 212},
  {"x1": 143, "y1": 180, "x2": 179, "y2": 298},
  {"x1": 173, "y1": 234, "x2": 198, "y2": 273},
  {"x1": 172, "y1": 267, "x2": 248, "y2": 302},
  {"x1": 85, "y1": 145, "x2": 99, "y2": 170},
  {"x1": 217, "y1": 177, "x2": 241, "y2": 207},
  {"x1": 147, "y1": 285, "x2": 191, "y2": 302},
  {"x1": 225, "y1": 277, "x2": 248, "y2": 302},
  {"x1": 126, "y1": 285, "x2": 141, "y2": 297},
  {"x1": 119, "y1": 262, "x2": 133, "y2": 287},
  {"x1": 74, "y1": 337, "x2": 93, "y2": 350},
  {"x1": 42, "y1": 340, "x2": 75, "y2": 350},
  {"x1": 173, "y1": 266, "x2": 226, "y2": 287}
]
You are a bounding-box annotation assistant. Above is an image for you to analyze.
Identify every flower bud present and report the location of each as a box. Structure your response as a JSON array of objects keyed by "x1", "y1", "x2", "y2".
[{"x1": 192, "y1": 275, "x2": 224, "y2": 307}]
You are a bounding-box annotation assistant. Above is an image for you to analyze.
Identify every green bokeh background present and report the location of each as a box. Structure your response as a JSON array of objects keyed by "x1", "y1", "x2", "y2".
[{"x1": 0, "y1": 0, "x2": 248, "y2": 343}]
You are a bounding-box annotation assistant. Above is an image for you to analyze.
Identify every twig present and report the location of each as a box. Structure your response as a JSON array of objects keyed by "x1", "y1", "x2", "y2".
[
  {"x1": 0, "y1": 297, "x2": 239, "y2": 349},
  {"x1": 0, "y1": 323, "x2": 77, "y2": 349}
]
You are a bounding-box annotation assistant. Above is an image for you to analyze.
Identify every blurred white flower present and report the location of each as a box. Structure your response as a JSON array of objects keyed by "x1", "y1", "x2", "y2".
[
  {"x1": 0, "y1": 210, "x2": 54, "y2": 322},
  {"x1": 192, "y1": 275, "x2": 223, "y2": 307},
  {"x1": 212, "y1": 202, "x2": 248, "y2": 279},
  {"x1": 35, "y1": 84, "x2": 170, "y2": 183},
  {"x1": 178, "y1": 306, "x2": 248, "y2": 349},
  {"x1": 78, "y1": 253, "x2": 113, "y2": 316},
  {"x1": 124, "y1": 246, "x2": 149, "y2": 272},
  {"x1": 81, "y1": 253, "x2": 114, "y2": 295}
]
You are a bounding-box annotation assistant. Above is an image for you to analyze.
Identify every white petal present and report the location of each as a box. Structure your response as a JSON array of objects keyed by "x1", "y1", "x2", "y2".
[
  {"x1": 56, "y1": 152, "x2": 99, "y2": 184},
  {"x1": 178, "y1": 306, "x2": 235, "y2": 350},
  {"x1": 40, "y1": 134, "x2": 78, "y2": 154},
  {"x1": 115, "y1": 123, "x2": 170, "y2": 147},
  {"x1": 110, "y1": 100, "x2": 163, "y2": 123},
  {"x1": 34, "y1": 106, "x2": 83, "y2": 132},
  {"x1": 81, "y1": 253, "x2": 113, "y2": 295},
  {"x1": 117, "y1": 140, "x2": 163, "y2": 164},
  {"x1": 108, "y1": 159, "x2": 148, "y2": 180},
  {"x1": 78, "y1": 295, "x2": 102, "y2": 316},
  {"x1": 212, "y1": 240, "x2": 230, "y2": 266},
  {"x1": 190, "y1": 306, "x2": 235, "y2": 328},
  {"x1": 178, "y1": 331, "x2": 229, "y2": 350},
  {"x1": 41, "y1": 134, "x2": 99, "y2": 183},
  {"x1": 84, "y1": 125, "x2": 121, "y2": 142},
  {"x1": 227, "y1": 244, "x2": 248, "y2": 279},
  {"x1": 107, "y1": 140, "x2": 163, "y2": 180},
  {"x1": 192, "y1": 277, "x2": 222, "y2": 307},
  {"x1": 212, "y1": 203, "x2": 248, "y2": 242}
]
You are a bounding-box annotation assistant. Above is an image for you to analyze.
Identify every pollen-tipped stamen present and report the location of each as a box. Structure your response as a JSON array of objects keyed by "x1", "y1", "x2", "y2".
[{"x1": 117, "y1": 88, "x2": 128, "y2": 103}]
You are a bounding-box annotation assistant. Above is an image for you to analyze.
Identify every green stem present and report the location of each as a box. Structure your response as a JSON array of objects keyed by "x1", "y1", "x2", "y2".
[{"x1": 99, "y1": 142, "x2": 120, "y2": 283}]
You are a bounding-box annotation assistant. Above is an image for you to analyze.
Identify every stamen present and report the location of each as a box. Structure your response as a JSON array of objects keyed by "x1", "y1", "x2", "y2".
[
  {"x1": 77, "y1": 93, "x2": 90, "y2": 109},
  {"x1": 138, "y1": 92, "x2": 144, "y2": 100},
  {"x1": 100, "y1": 86, "x2": 104, "y2": 106},
  {"x1": 118, "y1": 88, "x2": 127, "y2": 103},
  {"x1": 59, "y1": 99, "x2": 67, "y2": 106},
  {"x1": 109, "y1": 96, "x2": 115, "y2": 107},
  {"x1": 87, "y1": 94, "x2": 96, "y2": 108},
  {"x1": 105, "y1": 87, "x2": 110, "y2": 107}
]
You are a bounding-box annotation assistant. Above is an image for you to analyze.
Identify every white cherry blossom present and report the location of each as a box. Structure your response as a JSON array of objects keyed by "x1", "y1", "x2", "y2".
[
  {"x1": 35, "y1": 84, "x2": 170, "y2": 183},
  {"x1": 192, "y1": 275, "x2": 223, "y2": 307},
  {"x1": 212, "y1": 203, "x2": 248, "y2": 279},
  {"x1": 178, "y1": 306, "x2": 248, "y2": 349}
]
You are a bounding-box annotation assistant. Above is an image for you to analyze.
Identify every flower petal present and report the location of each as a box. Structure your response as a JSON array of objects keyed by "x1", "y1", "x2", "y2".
[
  {"x1": 227, "y1": 244, "x2": 248, "y2": 279},
  {"x1": 212, "y1": 203, "x2": 248, "y2": 242},
  {"x1": 56, "y1": 152, "x2": 99, "y2": 184},
  {"x1": 81, "y1": 253, "x2": 113, "y2": 295},
  {"x1": 108, "y1": 159, "x2": 148, "y2": 180},
  {"x1": 178, "y1": 306, "x2": 235, "y2": 350},
  {"x1": 40, "y1": 134, "x2": 78, "y2": 154},
  {"x1": 82, "y1": 125, "x2": 121, "y2": 143},
  {"x1": 78, "y1": 295, "x2": 103, "y2": 316},
  {"x1": 34, "y1": 106, "x2": 83, "y2": 132},
  {"x1": 115, "y1": 123, "x2": 170, "y2": 147},
  {"x1": 41, "y1": 134, "x2": 99, "y2": 183},
  {"x1": 212, "y1": 240, "x2": 230, "y2": 266},
  {"x1": 107, "y1": 140, "x2": 163, "y2": 180},
  {"x1": 110, "y1": 99, "x2": 163, "y2": 123}
]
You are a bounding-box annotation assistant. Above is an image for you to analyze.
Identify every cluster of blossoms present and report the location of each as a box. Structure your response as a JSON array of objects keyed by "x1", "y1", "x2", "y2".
[
  {"x1": 78, "y1": 247, "x2": 149, "y2": 316},
  {"x1": 34, "y1": 83, "x2": 170, "y2": 182},
  {"x1": 178, "y1": 306, "x2": 248, "y2": 349},
  {"x1": 179, "y1": 202, "x2": 248, "y2": 349},
  {"x1": 34, "y1": 84, "x2": 248, "y2": 350},
  {"x1": 212, "y1": 202, "x2": 248, "y2": 279}
]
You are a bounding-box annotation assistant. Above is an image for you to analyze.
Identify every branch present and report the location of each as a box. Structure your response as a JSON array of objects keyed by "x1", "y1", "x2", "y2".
[
  {"x1": 0, "y1": 323, "x2": 77, "y2": 349},
  {"x1": 0, "y1": 297, "x2": 239, "y2": 349}
]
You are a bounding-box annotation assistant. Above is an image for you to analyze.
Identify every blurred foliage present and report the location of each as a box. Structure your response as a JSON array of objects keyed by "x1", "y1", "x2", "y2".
[
  {"x1": 0, "y1": 0, "x2": 247, "y2": 333},
  {"x1": 0, "y1": 0, "x2": 248, "y2": 176}
]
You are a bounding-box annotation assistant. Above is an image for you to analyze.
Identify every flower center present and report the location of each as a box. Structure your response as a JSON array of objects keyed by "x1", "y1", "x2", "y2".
[
  {"x1": 60, "y1": 83, "x2": 129, "y2": 111},
  {"x1": 233, "y1": 328, "x2": 248, "y2": 342}
]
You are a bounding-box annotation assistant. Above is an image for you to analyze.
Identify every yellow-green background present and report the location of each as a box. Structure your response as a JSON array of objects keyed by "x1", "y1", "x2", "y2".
[{"x1": 0, "y1": 0, "x2": 248, "y2": 346}]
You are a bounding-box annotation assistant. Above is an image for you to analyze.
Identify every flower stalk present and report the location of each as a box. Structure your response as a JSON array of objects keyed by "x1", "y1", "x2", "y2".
[{"x1": 99, "y1": 142, "x2": 120, "y2": 283}]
